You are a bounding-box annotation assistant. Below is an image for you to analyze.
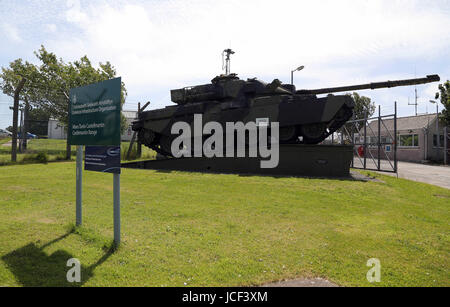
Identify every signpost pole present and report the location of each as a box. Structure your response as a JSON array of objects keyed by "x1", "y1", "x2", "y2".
[
  {"x1": 113, "y1": 173, "x2": 121, "y2": 245},
  {"x1": 76, "y1": 145, "x2": 83, "y2": 226}
]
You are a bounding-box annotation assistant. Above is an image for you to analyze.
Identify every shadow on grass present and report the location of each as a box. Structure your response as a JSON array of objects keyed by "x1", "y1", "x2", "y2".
[
  {"x1": 122, "y1": 161, "x2": 368, "y2": 182},
  {"x1": 1, "y1": 229, "x2": 116, "y2": 287}
]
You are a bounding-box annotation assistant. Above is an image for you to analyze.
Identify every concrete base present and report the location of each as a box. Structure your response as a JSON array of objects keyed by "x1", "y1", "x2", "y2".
[{"x1": 121, "y1": 145, "x2": 353, "y2": 177}]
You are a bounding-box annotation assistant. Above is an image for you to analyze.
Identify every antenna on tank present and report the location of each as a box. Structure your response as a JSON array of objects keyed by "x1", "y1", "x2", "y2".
[{"x1": 222, "y1": 48, "x2": 235, "y2": 75}]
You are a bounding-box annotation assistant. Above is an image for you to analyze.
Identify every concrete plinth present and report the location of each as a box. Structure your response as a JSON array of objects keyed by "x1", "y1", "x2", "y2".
[{"x1": 121, "y1": 145, "x2": 353, "y2": 177}]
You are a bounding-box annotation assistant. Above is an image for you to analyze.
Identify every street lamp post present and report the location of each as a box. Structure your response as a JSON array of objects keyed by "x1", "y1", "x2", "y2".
[
  {"x1": 430, "y1": 100, "x2": 440, "y2": 150},
  {"x1": 291, "y1": 65, "x2": 304, "y2": 85}
]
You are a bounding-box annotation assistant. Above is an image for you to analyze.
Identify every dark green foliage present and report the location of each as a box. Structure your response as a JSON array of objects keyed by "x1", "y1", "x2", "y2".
[
  {"x1": 350, "y1": 92, "x2": 376, "y2": 120},
  {"x1": 22, "y1": 152, "x2": 48, "y2": 164},
  {"x1": 435, "y1": 80, "x2": 450, "y2": 126}
]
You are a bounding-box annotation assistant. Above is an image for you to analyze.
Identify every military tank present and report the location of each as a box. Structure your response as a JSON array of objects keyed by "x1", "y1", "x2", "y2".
[{"x1": 132, "y1": 73, "x2": 440, "y2": 156}]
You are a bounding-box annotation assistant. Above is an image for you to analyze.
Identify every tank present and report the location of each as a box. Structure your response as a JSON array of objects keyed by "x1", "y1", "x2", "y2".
[{"x1": 132, "y1": 74, "x2": 440, "y2": 156}]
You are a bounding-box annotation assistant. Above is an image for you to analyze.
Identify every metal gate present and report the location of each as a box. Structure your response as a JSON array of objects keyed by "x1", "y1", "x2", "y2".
[
  {"x1": 340, "y1": 102, "x2": 398, "y2": 173},
  {"x1": 445, "y1": 126, "x2": 449, "y2": 165}
]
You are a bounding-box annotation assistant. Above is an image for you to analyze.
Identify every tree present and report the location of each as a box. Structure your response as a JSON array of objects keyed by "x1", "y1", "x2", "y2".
[
  {"x1": 33, "y1": 46, "x2": 128, "y2": 158},
  {"x1": 339, "y1": 92, "x2": 376, "y2": 138},
  {"x1": 350, "y1": 92, "x2": 376, "y2": 120},
  {"x1": 0, "y1": 58, "x2": 41, "y2": 103},
  {"x1": 435, "y1": 80, "x2": 450, "y2": 126},
  {"x1": 1, "y1": 45, "x2": 128, "y2": 159},
  {"x1": 0, "y1": 59, "x2": 42, "y2": 157}
]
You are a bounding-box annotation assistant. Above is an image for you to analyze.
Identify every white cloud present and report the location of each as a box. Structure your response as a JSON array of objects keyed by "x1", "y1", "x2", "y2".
[
  {"x1": 36, "y1": 0, "x2": 450, "y2": 112},
  {"x1": 1, "y1": 22, "x2": 23, "y2": 43},
  {"x1": 44, "y1": 23, "x2": 57, "y2": 33}
]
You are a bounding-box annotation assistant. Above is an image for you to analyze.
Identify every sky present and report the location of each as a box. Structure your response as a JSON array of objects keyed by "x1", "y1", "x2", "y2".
[{"x1": 0, "y1": 0, "x2": 449, "y2": 129}]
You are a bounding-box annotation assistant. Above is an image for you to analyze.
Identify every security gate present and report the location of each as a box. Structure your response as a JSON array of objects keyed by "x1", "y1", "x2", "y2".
[
  {"x1": 445, "y1": 127, "x2": 449, "y2": 165},
  {"x1": 340, "y1": 102, "x2": 398, "y2": 173}
]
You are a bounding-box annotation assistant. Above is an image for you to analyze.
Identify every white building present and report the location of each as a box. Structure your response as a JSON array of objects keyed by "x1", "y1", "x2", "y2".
[
  {"x1": 121, "y1": 110, "x2": 138, "y2": 141},
  {"x1": 47, "y1": 110, "x2": 138, "y2": 141},
  {"x1": 47, "y1": 118, "x2": 67, "y2": 139}
]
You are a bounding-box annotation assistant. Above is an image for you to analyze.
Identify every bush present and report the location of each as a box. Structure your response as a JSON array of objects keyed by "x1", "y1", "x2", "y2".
[
  {"x1": 22, "y1": 152, "x2": 48, "y2": 164},
  {"x1": 121, "y1": 142, "x2": 138, "y2": 160},
  {"x1": 35, "y1": 152, "x2": 48, "y2": 164}
]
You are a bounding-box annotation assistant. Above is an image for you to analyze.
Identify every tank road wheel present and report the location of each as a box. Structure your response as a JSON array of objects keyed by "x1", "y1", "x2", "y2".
[
  {"x1": 158, "y1": 135, "x2": 175, "y2": 157},
  {"x1": 279, "y1": 126, "x2": 298, "y2": 143},
  {"x1": 300, "y1": 123, "x2": 327, "y2": 144}
]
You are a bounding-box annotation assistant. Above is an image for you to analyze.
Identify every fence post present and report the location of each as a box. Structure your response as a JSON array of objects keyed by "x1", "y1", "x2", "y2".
[
  {"x1": 351, "y1": 127, "x2": 354, "y2": 168},
  {"x1": 378, "y1": 105, "x2": 381, "y2": 171},
  {"x1": 444, "y1": 126, "x2": 448, "y2": 165},
  {"x1": 394, "y1": 102, "x2": 398, "y2": 173},
  {"x1": 363, "y1": 111, "x2": 367, "y2": 169}
]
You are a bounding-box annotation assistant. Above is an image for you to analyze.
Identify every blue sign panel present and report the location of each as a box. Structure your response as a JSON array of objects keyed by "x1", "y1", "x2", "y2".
[{"x1": 85, "y1": 146, "x2": 121, "y2": 174}]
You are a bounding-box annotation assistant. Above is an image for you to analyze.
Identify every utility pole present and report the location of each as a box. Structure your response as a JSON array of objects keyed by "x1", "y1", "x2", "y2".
[
  {"x1": 11, "y1": 77, "x2": 26, "y2": 162},
  {"x1": 415, "y1": 88, "x2": 418, "y2": 116},
  {"x1": 408, "y1": 89, "x2": 418, "y2": 116}
]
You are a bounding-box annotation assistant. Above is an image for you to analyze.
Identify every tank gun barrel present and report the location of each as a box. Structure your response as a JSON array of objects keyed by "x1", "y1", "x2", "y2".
[{"x1": 297, "y1": 74, "x2": 440, "y2": 95}]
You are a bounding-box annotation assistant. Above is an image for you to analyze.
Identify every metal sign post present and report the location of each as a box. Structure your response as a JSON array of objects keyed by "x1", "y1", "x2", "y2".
[
  {"x1": 69, "y1": 78, "x2": 122, "y2": 245},
  {"x1": 76, "y1": 146, "x2": 83, "y2": 226},
  {"x1": 84, "y1": 145, "x2": 121, "y2": 244},
  {"x1": 113, "y1": 173, "x2": 120, "y2": 244}
]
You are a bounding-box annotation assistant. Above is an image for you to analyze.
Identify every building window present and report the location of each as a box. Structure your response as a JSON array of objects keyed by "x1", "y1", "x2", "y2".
[
  {"x1": 381, "y1": 136, "x2": 392, "y2": 144},
  {"x1": 433, "y1": 134, "x2": 444, "y2": 148},
  {"x1": 398, "y1": 134, "x2": 419, "y2": 147},
  {"x1": 370, "y1": 136, "x2": 378, "y2": 144}
]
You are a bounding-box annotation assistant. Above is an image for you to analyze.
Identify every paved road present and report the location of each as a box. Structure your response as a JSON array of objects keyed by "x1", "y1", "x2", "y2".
[
  {"x1": 386, "y1": 161, "x2": 450, "y2": 190},
  {"x1": 353, "y1": 158, "x2": 450, "y2": 189}
]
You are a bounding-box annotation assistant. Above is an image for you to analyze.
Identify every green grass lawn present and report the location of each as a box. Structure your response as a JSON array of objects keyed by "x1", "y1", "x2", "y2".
[
  {"x1": 0, "y1": 138, "x2": 11, "y2": 145},
  {"x1": 0, "y1": 138, "x2": 155, "y2": 165},
  {"x1": 0, "y1": 162, "x2": 448, "y2": 287}
]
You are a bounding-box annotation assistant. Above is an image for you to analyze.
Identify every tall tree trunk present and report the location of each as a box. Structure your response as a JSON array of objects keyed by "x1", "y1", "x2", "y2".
[
  {"x1": 11, "y1": 77, "x2": 26, "y2": 162},
  {"x1": 66, "y1": 133, "x2": 71, "y2": 160},
  {"x1": 19, "y1": 107, "x2": 24, "y2": 153},
  {"x1": 23, "y1": 99, "x2": 29, "y2": 151}
]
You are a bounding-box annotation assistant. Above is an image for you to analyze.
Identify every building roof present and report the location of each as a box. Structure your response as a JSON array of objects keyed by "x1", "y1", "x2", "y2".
[
  {"x1": 365, "y1": 113, "x2": 438, "y2": 134},
  {"x1": 122, "y1": 110, "x2": 137, "y2": 119}
]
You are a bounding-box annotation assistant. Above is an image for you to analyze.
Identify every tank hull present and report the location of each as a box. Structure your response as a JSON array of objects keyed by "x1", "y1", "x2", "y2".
[{"x1": 133, "y1": 92, "x2": 354, "y2": 156}]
